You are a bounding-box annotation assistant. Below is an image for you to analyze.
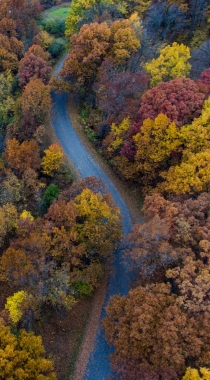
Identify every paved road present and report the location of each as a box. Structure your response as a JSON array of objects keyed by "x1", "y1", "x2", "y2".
[{"x1": 51, "y1": 61, "x2": 139, "y2": 379}]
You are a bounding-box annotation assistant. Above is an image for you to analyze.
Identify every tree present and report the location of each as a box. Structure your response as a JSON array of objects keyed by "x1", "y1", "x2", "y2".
[
  {"x1": 58, "y1": 176, "x2": 106, "y2": 202},
  {"x1": 61, "y1": 20, "x2": 140, "y2": 88},
  {"x1": 4, "y1": 138, "x2": 41, "y2": 174},
  {"x1": 61, "y1": 22, "x2": 111, "y2": 87},
  {"x1": 120, "y1": 77, "x2": 205, "y2": 161},
  {"x1": 18, "y1": 53, "x2": 52, "y2": 87},
  {"x1": 26, "y1": 44, "x2": 50, "y2": 61},
  {"x1": 145, "y1": 42, "x2": 191, "y2": 87},
  {"x1": 41, "y1": 184, "x2": 61, "y2": 214},
  {"x1": 0, "y1": 172, "x2": 23, "y2": 207},
  {"x1": 142, "y1": 0, "x2": 188, "y2": 45},
  {"x1": 20, "y1": 78, "x2": 51, "y2": 125},
  {"x1": 183, "y1": 367, "x2": 210, "y2": 380},
  {"x1": 0, "y1": 71, "x2": 16, "y2": 128},
  {"x1": 94, "y1": 60, "x2": 149, "y2": 125},
  {"x1": 127, "y1": 215, "x2": 183, "y2": 280},
  {"x1": 104, "y1": 118, "x2": 132, "y2": 156},
  {"x1": 103, "y1": 282, "x2": 210, "y2": 375},
  {"x1": 33, "y1": 30, "x2": 53, "y2": 50},
  {"x1": 41, "y1": 143, "x2": 64, "y2": 176},
  {"x1": 160, "y1": 149, "x2": 210, "y2": 194},
  {"x1": 190, "y1": 40, "x2": 210, "y2": 79},
  {"x1": 0, "y1": 203, "x2": 18, "y2": 248},
  {"x1": 197, "y1": 68, "x2": 210, "y2": 93},
  {"x1": 0, "y1": 34, "x2": 23, "y2": 73},
  {"x1": 73, "y1": 188, "x2": 122, "y2": 257},
  {"x1": 5, "y1": 290, "x2": 27, "y2": 324},
  {"x1": 133, "y1": 114, "x2": 181, "y2": 187},
  {"x1": 65, "y1": 0, "x2": 122, "y2": 37},
  {"x1": 166, "y1": 254, "x2": 210, "y2": 314},
  {"x1": 0, "y1": 325, "x2": 57, "y2": 379}
]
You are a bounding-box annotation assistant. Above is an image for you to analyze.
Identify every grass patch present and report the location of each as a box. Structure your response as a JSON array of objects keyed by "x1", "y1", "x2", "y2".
[{"x1": 45, "y1": 6, "x2": 70, "y2": 20}]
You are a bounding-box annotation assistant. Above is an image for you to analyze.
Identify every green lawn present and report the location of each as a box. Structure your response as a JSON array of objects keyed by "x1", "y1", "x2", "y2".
[{"x1": 45, "y1": 6, "x2": 70, "y2": 20}]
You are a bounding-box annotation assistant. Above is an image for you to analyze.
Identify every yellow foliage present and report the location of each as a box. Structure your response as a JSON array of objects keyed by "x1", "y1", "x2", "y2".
[
  {"x1": 41, "y1": 143, "x2": 64, "y2": 176},
  {"x1": 108, "y1": 118, "x2": 131, "y2": 152},
  {"x1": 0, "y1": 325, "x2": 57, "y2": 379},
  {"x1": 160, "y1": 149, "x2": 210, "y2": 194},
  {"x1": 20, "y1": 210, "x2": 34, "y2": 221},
  {"x1": 5, "y1": 290, "x2": 27, "y2": 324},
  {"x1": 65, "y1": 0, "x2": 127, "y2": 37},
  {"x1": 134, "y1": 114, "x2": 181, "y2": 169},
  {"x1": 145, "y1": 42, "x2": 191, "y2": 86},
  {"x1": 74, "y1": 188, "x2": 113, "y2": 222},
  {"x1": 183, "y1": 367, "x2": 210, "y2": 380},
  {"x1": 35, "y1": 30, "x2": 53, "y2": 50}
]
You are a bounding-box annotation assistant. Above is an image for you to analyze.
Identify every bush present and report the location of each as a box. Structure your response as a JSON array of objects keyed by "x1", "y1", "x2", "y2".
[
  {"x1": 72, "y1": 281, "x2": 93, "y2": 298},
  {"x1": 48, "y1": 38, "x2": 66, "y2": 58},
  {"x1": 42, "y1": 18, "x2": 66, "y2": 37}
]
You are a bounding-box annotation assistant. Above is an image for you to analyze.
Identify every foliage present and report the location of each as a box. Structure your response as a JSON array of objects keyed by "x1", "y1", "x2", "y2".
[
  {"x1": 160, "y1": 150, "x2": 210, "y2": 194},
  {"x1": 103, "y1": 282, "x2": 210, "y2": 375},
  {"x1": 94, "y1": 61, "x2": 149, "y2": 125},
  {"x1": 20, "y1": 210, "x2": 34, "y2": 221},
  {"x1": 5, "y1": 290, "x2": 27, "y2": 324},
  {"x1": 0, "y1": 71, "x2": 16, "y2": 127},
  {"x1": 120, "y1": 78, "x2": 205, "y2": 165},
  {"x1": 4, "y1": 138, "x2": 40, "y2": 174},
  {"x1": 41, "y1": 184, "x2": 61, "y2": 213},
  {"x1": 61, "y1": 20, "x2": 140, "y2": 88},
  {"x1": 145, "y1": 42, "x2": 191, "y2": 87},
  {"x1": 33, "y1": 30, "x2": 53, "y2": 50},
  {"x1": 0, "y1": 203, "x2": 18, "y2": 248},
  {"x1": 41, "y1": 143, "x2": 64, "y2": 176},
  {"x1": 0, "y1": 325, "x2": 57, "y2": 379},
  {"x1": 20, "y1": 78, "x2": 51, "y2": 125},
  {"x1": 183, "y1": 368, "x2": 210, "y2": 380},
  {"x1": 18, "y1": 53, "x2": 52, "y2": 87},
  {"x1": 65, "y1": 0, "x2": 126, "y2": 37},
  {"x1": 73, "y1": 188, "x2": 122, "y2": 257}
]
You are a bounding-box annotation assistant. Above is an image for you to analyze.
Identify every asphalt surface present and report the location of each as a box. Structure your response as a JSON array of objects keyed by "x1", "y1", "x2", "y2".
[{"x1": 51, "y1": 60, "x2": 139, "y2": 379}]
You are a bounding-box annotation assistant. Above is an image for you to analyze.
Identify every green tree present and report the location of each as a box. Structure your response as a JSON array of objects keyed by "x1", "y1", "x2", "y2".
[{"x1": 41, "y1": 184, "x2": 61, "y2": 214}]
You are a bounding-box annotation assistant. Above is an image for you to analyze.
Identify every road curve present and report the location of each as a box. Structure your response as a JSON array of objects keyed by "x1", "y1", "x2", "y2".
[{"x1": 51, "y1": 60, "x2": 137, "y2": 379}]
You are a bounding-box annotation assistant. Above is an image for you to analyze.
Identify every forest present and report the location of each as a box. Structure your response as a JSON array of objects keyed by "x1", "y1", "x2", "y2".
[{"x1": 0, "y1": 0, "x2": 210, "y2": 379}]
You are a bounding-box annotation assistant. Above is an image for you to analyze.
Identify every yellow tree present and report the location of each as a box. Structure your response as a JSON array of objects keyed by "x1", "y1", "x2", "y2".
[
  {"x1": 160, "y1": 150, "x2": 210, "y2": 194},
  {"x1": 41, "y1": 143, "x2": 64, "y2": 176},
  {"x1": 0, "y1": 325, "x2": 57, "y2": 379},
  {"x1": 183, "y1": 367, "x2": 210, "y2": 380},
  {"x1": 145, "y1": 42, "x2": 191, "y2": 87},
  {"x1": 107, "y1": 118, "x2": 131, "y2": 154},
  {"x1": 132, "y1": 114, "x2": 181, "y2": 187},
  {"x1": 5, "y1": 290, "x2": 27, "y2": 324},
  {"x1": 73, "y1": 188, "x2": 122, "y2": 257}
]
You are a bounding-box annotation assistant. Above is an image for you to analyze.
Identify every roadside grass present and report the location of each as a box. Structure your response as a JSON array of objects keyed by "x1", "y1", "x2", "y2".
[{"x1": 46, "y1": 7, "x2": 70, "y2": 19}]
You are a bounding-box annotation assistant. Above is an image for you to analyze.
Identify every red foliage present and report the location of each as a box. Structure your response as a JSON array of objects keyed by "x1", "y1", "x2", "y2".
[
  {"x1": 18, "y1": 53, "x2": 52, "y2": 87},
  {"x1": 94, "y1": 59, "x2": 149, "y2": 124},
  {"x1": 197, "y1": 68, "x2": 210, "y2": 94},
  {"x1": 121, "y1": 78, "x2": 205, "y2": 159}
]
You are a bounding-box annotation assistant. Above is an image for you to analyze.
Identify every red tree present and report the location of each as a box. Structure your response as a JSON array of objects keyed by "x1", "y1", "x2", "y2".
[
  {"x1": 94, "y1": 59, "x2": 149, "y2": 125},
  {"x1": 18, "y1": 53, "x2": 52, "y2": 87},
  {"x1": 121, "y1": 78, "x2": 205, "y2": 159}
]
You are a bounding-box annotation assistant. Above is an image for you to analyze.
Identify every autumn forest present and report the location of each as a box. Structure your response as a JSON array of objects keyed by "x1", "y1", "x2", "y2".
[{"x1": 0, "y1": 0, "x2": 210, "y2": 379}]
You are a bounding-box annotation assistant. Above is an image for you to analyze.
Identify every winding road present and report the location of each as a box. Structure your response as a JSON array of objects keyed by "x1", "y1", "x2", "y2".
[{"x1": 51, "y1": 58, "x2": 139, "y2": 379}]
